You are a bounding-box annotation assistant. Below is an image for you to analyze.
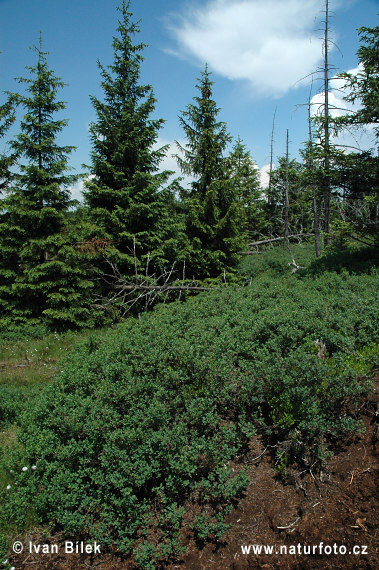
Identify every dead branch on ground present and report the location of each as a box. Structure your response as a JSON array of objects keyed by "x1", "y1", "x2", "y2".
[{"x1": 93, "y1": 248, "x2": 219, "y2": 317}]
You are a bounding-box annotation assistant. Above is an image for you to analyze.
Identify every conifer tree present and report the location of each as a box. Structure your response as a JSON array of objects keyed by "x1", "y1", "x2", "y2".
[
  {"x1": 333, "y1": 25, "x2": 378, "y2": 240},
  {"x1": 0, "y1": 95, "x2": 18, "y2": 322},
  {"x1": 0, "y1": 95, "x2": 17, "y2": 192},
  {"x1": 226, "y1": 137, "x2": 264, "y2": 238},
  {"x1": 337, "y1": 25, "x2": 378, "y2": 134},
  {"x1": 176, "y1": 67, "x2": 247, "y2": 278},
  {"x1": 85, "y1": 0, "x2": 170, "y2": 274},
  {"x1": 0, "y1": 36, "x2": 95, "y2": 328}
]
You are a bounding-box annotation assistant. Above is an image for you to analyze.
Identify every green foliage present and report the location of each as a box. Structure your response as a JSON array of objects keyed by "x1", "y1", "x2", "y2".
[
  {"x1": 0, "y1": 94, "x2": 17, "y2": 192},
  {"x1": 2, "y1": 266, "x2": 377, "y2": 564},
  {"x1": 0, "y1": 533, "x2": 9, "y2": 565},
  {"x1": 0, "y1": 37, "x2": 98, "y2": 329},
  {"x1": 269, "y1": 157, "x2": 313, "y2": 236},
  {"x1": 9, "y1": 36, "x2": 77, "y2": 205},
  {"x1": 0, "y1": 385, "x2": 34, "y2": 428},
  {"x1": 239, "y1": 242, "x2": 316, "y2": 280},
  {"x1": 176, "y1": 66, "x2": 231, "y2": 194},
  {"x1": 226, "y1": 137, "x2": 265, "y2": 237},
  {"x1": 0, "y1": 319, "x2": 49, "y2": 342},
  {"x1": 337, "y1": 25, "x2": 378, "y2": 133},
  {"x1": 303, "y1": 243, "x2": 379, "y2": 276},
  {"x1": 193, "y1": 511, "x2": 232, "y2": 541},
  {"x1": 176, "y1": 67, "x2": 247, "y2": 279},
  {"x1": 329, "y1": 25, "x2": 379, "y2": 241},
  {"x1": 84, "y1": 0, "x2": 172, "y2": 277},
  {"x1": 0, "y1": 11, "x2": 378, "y2": 568}
]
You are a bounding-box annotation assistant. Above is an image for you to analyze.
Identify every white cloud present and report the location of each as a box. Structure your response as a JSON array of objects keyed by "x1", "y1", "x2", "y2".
[
  {"x1": 259, "y1": 163, "x2": 271, "y2": 188},
  {"x1": 310, "y1": 65, "x2": 376, "y2": 152},
  {"x1": 68, "y1": 174, "x2": 95, "y2": 202},
  {"x1": 167, "y1": 0, "x2": 325, "y2": 96},
  {"x1": 68, "y1": 179, "x2": 85, "y2": 202}
]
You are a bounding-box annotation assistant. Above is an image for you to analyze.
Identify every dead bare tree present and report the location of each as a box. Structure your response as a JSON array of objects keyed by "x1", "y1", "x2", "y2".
[
  {"x1": 322, "y1": 0, "x2": 331, "y2": 246},
  {"x1": 93, "y1": 250, "x2": 219, "y2": 317},
  {"x1": 307, "y1": 91, "x2": 322, "y2": 257},
  {"x1": 244, "y1": 233, "x2": 314, "y2": 255},
  {"x1": 295, "y1": 0, "x2": 340, "y2": 251},
  {"x1": 284, "y1": 129, "x2": 290, "y2": 247},
  {"x1": 268, "y1": 106, "x2": 277, "y2": 212},
  {"x1": 282, "y1": 130, "x2": 303, "y2": 272}
]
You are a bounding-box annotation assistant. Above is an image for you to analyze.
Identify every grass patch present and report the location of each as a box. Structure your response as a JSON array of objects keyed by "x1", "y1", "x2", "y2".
[{"x1": 0, "y1": 328, "x2": 113, "y2": 431}]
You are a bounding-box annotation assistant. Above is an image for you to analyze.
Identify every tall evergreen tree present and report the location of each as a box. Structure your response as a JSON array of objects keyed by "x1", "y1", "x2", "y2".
[
  {"x1": 331, "y1": 25, "x2": 378, "y2": 242},
  {"x1": 176, "y1": 67, "x2": 247, "y2": 279},
  {"x1": 0, "y1": 36, "x2": 94, "y2": 328},
  {"x1": 226, "y1": 136, "x2": 264, "y2": 238},
  {"x1": 84, "y1": 0, "x2": 170, "y2": 274},
  {"x1": 0, "y1": 95, "x2": 17, "y2": 192},
  {"x1": 337, "y1": 25, "x2": 378, "y2": 134},
  {"x1": 0, "y1": 95, "x2": 18, "y2": 323}
]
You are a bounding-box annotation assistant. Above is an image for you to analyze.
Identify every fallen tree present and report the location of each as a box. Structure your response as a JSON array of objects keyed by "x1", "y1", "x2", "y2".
[
  {"x1": 93, "y1": 259, "x2": 219, "y2": 316},
  {"x1": 244, "y1": 233, "x2": 314, "y2": 253}
]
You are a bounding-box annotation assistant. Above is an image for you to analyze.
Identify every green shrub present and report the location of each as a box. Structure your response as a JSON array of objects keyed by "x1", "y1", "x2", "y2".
[
  {"x1": 2, "y1": 269, "x2": 377, "y2": 566},
  {"x1": 0, "y1": 533, "x2": 9, "y2": 565},
  {"x1": 0, "y1": 385, "x2": 30, "y2": 427},
  {"x1": 303, "y1": 243, "x2": 379, "y2": 276},
  {"x1": 0, "y1": 319, "x2": 49, "y2": 343},
  {"x1": 239, "y1": 242, "x2": 316, "y2": 280}
]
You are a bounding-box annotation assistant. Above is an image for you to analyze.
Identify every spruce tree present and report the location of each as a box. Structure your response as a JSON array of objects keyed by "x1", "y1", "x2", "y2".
[
  {"x1": 0, "y1": 95, "x2": 18, "y2": 322},
  {"x1": 0, "y1": 37, "x2": 95, "y2": 329},
  {"x1": 333, "y1": 25, "x2": 378, "y2": 240},
  {"x1": 226, "y1": 137, "x2": 264, "y2": 238},
  {"x1": 176, "y1": 67, "x2": 247, "y2": 279},
  {"x1": 85, "y1": 0, "x2": 170, "y2": 275},
  {"x1": 0, "y1": 95, "x2": 17, "y2": 192},
  {"x1": 337, "y1": 25, "x2": 378, "y2": 133}
]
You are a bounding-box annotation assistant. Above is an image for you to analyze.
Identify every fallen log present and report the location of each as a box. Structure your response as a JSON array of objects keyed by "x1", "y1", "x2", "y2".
[
  {"x1": 243, "y1": 233, "x2": 314, "y2": 253},
  {"x1": 114, "y1": 284, "x2": 214, "y2": 292}
]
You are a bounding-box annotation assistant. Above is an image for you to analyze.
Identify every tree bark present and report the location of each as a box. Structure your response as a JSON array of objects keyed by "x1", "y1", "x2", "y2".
[
  {"x1": 284, "y1": 129, "x2": 290, "y2": 247},
  {"x1": 323, "y1": 0, "x2": 331, "y2": 246},
  {"x1": 268, "y1": 107, "x2": 277, "y2": 210},
  {"x1": 307, "y1": 93, "x2": 321, "y2": 257}
]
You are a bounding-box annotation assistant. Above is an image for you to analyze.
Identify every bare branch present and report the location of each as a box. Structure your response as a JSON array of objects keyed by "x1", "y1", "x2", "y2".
[{"x1": 244, "y1": 233, "x2": 314, "y2": 251}]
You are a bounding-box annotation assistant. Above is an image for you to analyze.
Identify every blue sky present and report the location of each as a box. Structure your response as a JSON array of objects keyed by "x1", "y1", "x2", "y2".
[{"x1": 0, "y1": 0, "x2": 377, "y2": 197}]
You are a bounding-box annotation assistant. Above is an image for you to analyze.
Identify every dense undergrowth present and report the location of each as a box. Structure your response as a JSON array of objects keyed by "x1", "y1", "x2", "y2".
[{"x1": 0, "y1": 243, "x2": 378, "y2": 567}]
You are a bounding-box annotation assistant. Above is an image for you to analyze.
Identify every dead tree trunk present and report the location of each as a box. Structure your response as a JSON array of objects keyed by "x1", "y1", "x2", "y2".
[
  {"x1": 267, "y1": 107, "x2": 277, "y2": 239},
  {"x1": 284, "y1": 129, "x2": 290, "y2": 247},
  {"x1": 322, "y1": 0, "x2": 331, "y2": 246},
  {"x1": 244, "y1": 233, "x2": 314, "y2": 253},
  {"x1": 307, "y1": 94, "x2": 321, "y2": 257},
  {"x1": 268, "y1": 107, "x2": 277, "y2": 210}
]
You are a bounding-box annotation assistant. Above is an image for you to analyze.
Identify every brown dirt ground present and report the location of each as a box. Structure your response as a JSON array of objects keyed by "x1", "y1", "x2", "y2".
[{"x1": 7, "y1": 391, "x2": 378, "y2": 570}]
